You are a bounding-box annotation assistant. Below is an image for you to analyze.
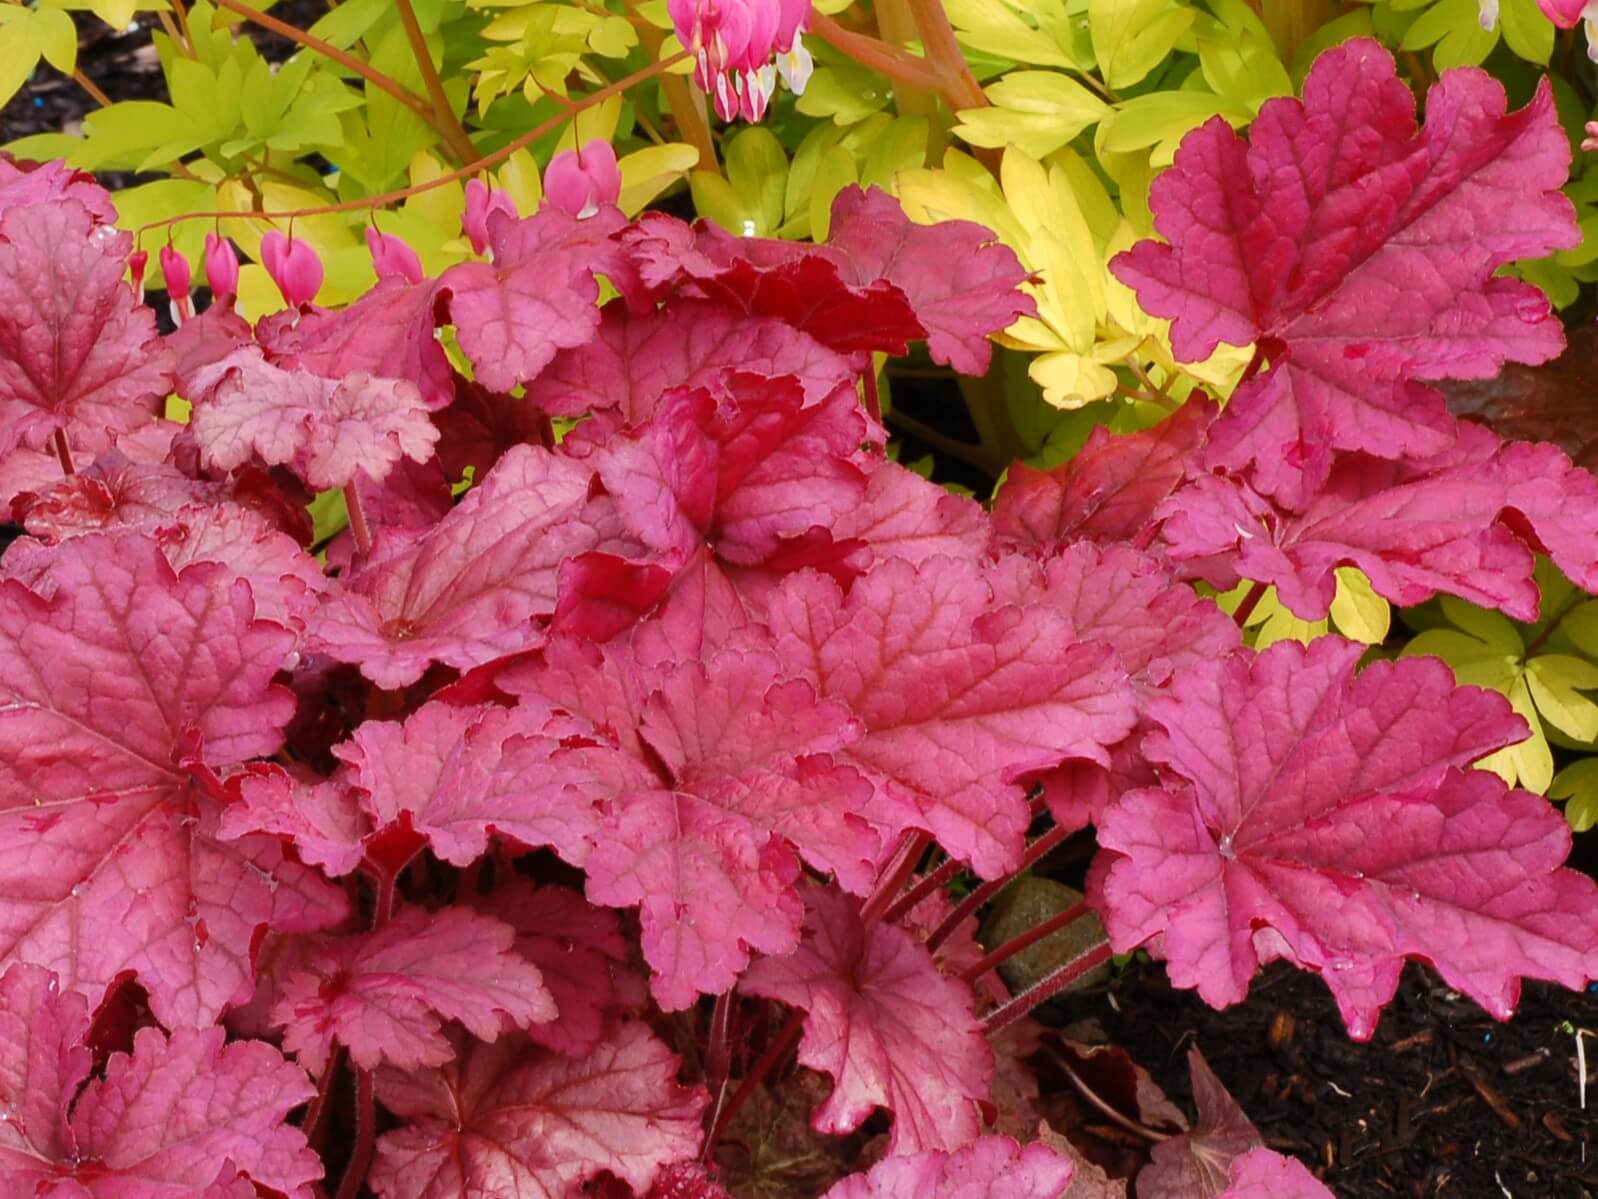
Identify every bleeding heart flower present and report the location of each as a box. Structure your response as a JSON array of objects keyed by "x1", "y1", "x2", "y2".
[
  {"x1": 463, "y1": 179, "x2": 518, "y2": 256},
  {"x1": 365, "y1": 227, "x2": 425, "y2": 285},
  {"x1": 259, "y1": 231, "x2": 323, "y2": 309},
  {"x1": 205, "y1": 233, "x2": 240, "y2": 304},
  {"x1": 544, "y1": 140, "x2": 623, "y2": 220},
  {"x1": 159, "y1": 245, "x2": 191, "y2": 302},
  {"x1": 127, "y1": 248, "x2": 148, "y2": 304},
  {"x1": 160, "y1": 245, "x2": 193, "y2": 324},
  {"x1": 668, "y1": 0, "x2": 812, "y2": 122},
  {"x1": 1538, "y1": 0, "x2": 1598, "y2": 58}
]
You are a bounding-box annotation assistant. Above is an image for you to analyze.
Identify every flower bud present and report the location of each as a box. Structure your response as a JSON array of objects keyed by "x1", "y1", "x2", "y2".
[
  {"x1": 544, "y1": 139, "x2": 622, "y2": 220},
  {"x1": 365, "y1": 226, "x2": 425, "y2": 285},
  {"x1": 260, "y1": 231, "x2": 323, "y2": 309},
  {"x1": 128, "y1": 249, "x2": 148, "y2": 304},
  {"x1": 463, "y1": 179, "x2": 518, "y2": 256},
  {"x1": 205, "y1": 233, "x2": 240, "y2": 303},
  {"x1": 160, "y1": 245, "x2": 191, "y2": 302}
]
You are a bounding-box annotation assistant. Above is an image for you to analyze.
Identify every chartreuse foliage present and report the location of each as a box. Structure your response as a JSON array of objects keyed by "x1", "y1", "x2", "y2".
[{"x1": 6, "y1": 0, "x2": 1598, "y2": 1195}]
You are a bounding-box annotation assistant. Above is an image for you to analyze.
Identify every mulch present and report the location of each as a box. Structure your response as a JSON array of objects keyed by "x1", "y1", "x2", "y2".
[{"x1": 1071, "y1": 958, "x2": 1598, "y2": 1197}]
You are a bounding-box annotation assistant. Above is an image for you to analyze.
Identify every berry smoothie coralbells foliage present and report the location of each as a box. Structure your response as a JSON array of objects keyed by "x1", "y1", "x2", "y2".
[{"x1": 1, "y1": 30, "x2": 1598, "y2": 1199}]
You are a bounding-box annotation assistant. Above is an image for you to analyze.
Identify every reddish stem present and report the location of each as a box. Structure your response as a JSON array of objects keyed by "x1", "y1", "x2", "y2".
[
  {"x1": 862, "y1": 366, "x2": 883, "y2": 425},
  {"x1": 393, "y1": 0, "x2": 477, "y2": 165},
  {"x1": 343, "y1": 481, "x2": 374, "y2": 560},
  {"x1": 906, "y1": 0, "x2": 988, "y2": 111},
  {"x1": 1232, "y1": 579, "x2": 1268, "y2": 629},
  {"x1": 807, "y1": 12, "x2": 945, "y2": 92},
  {"x1": 981, "y1": 943, "x2": 1115, "y2": 1034},
  {"x1": 210, "y1": 0, "x2": 463, "y2": 161},
  {"x1": 138, "y1": 53, "x2": 689, "y2": 235},
  {"x1": 700, "y1": 990, "x2": 735, "y2": 1145},
  {"x1": 880, "y1": 855, "x2": 965, "y2": 925},
  {"x1": 859, "y1": 831, "x2": 929, "y2": 927},
  {"x1": 1237, "y1": 342, "x2": 1267, "y2": 386},
  {"x1": 925, "y1": 823, "x2": 1071, "y2": 952},
  {"x1": 961, "y1": 900, "x2": 1089, "y2": 983},
  {"x1": 52, "y1": 428, "x2": 75, "y2": 477},
  {"x1": 702, "y1": 1009, "x2": 803, "y2": 1159},
  {"x1": 335, "y1": 1067, "x2": 376, "y2": 1199},
  {"x1": 302, "y1": 1045, "x2": 344, "y2": 1153}
]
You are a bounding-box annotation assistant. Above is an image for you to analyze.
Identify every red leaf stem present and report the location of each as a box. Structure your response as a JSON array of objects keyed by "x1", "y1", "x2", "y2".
[
  {"x1": 961, "y1": 900, "x2": 1090, "y2": 983},
  {"x1": 981, "y1": 943, "x2": 1115, "y2": 1035},
  {"x1": 925, "y1": 823, "x2": 1071, "y2": 951}
]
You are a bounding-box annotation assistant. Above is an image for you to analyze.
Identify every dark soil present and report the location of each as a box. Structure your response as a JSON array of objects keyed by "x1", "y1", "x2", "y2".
[{"x1": 1074, "y1": 958, "x2": 1598, "y2": 1197}]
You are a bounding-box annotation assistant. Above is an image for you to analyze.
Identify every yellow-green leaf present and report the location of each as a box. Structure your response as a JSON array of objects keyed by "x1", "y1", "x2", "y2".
[
  {"x1": 1089, "y1": 0, "x2": 1194, "y2": 88},
  {"x1": 1549, "y1": 758, "x2": 1598, "y2": 832},
  {"x1": 1328, "y1": 567, "x2": 1390, "y2": 646},
  {"x1": 1500, "y1": 0, "x2": 1555, "y2": 62},
  {"x1": 1525, "y1": 654, "x2": 1598, "y2": 742},
  {"x1": 955, "y1": 71, "x2": 1109, "y2": 159}
]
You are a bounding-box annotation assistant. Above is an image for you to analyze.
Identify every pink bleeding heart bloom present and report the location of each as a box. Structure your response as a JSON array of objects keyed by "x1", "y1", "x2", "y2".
[
  {"x1": 204, "y1": 232, "x2": 239, "y2": 303},
  {"x1": 463, "y1": 178, "x2": 518, "y2": 255},
  {"x1": 159, "y1": 245, "x2": 190, "y2": 302},
  {"x1": 259, "y1": 231, "x2": 323, "y2": 308},
  {"x1": 544, "y1": 139, "x2": 622, "y2": 219},
  {"x1": 668, "y1": 0, "x2": 813, "y2": 122},
  {"x1": 1537, "y1": 0, "x2": 1598, "y2": 57},
  {"x1": 160, "y1": 245, "x2": 192, "y2": 325},
  {"x1": 127, "y1": 248, "x2": 148, "y2": 303},
  {"x1": 365, "y1": 226, "x2": 425, "y2": 284}
]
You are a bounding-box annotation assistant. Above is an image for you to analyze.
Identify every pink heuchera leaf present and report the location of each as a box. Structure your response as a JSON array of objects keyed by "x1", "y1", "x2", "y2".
[
  {"x1": 621, "y1": 211, "x2": 927, "y2": 361},
  {"x1": 1093, "y1": 637, "x2": 1598, "y2": 1038},
  {"x1": 1156, "y1": 418, "x2": 1598, "y2": 622},
  {"x1": 224, "y1": 699, "x2": 601, "y2": 874},
  {"x1": 272, "y1": 905, "x2": 555, "y2": 1074},
  {"x1": 184, "y1": 347, "x2": 439, "y2": 491},
  {"x1": 0, "y1": 962, "x2": 322, "y2": 1197},
  {"x1": 0, "y1": 154, "x2": 117, "y2": 222},
  {"x1": 822, "y1": 185, "x2": 1037, "y2": 375},
  {"x1": 740, "y1": 882, "x2": 994, "y2": 1154},
  {"x1": 820, "y1": 1136, "x2": 1074, "y2": 1199},
  {"x1": 218, "y1": 764, "x2": 368, "y2": 878},
  {"x1": 439, "y1": 205, "x2": 630, "y2": 393},
  {"x1": 1110, "y1": 40, "x2": 1578, "y2": 506},
  {"x1": 305, "y1": 445, "x2": 620, "y2": 688},
  {"x1": 832, "y1": 462, "x2": 991, "y2": 568},
  {"x1": 261, "y1": 276, "x2": 454, "y2": 410},
  {"x1": 595, "y1": 370, "x2": 867, "y2": 568},
  {"x1": 765, "y1": 556, "x2": 1136, "y2": 878},
  {"x1": 0, "y1": 963, "x2": 90, "y2": 1177},
  {"x1": 507, "y1": 640, "x2": 877, "y2": 1009},
  {"x1": 475, "y1": 880, "x2": 645, "y2": 1058},
  {"x1": 1138, "y1": 1047, "x2": 1263, "y2": 1199},
  {"x1": 1215, "y1": 1147, "x2": 1335, "y2": 1198},
  {"x1": 524, "y1": 300, "x2": 857, "y2": 427},
  {"x1": 433, "y1": 377, "x2": 552, "y2": 483},
  {"x1": 157, "y1": 503, "x2": 327, "y2": 630},
  {"x1": 991, "y1": 402, "x2": 1212, "y2": 553},
  {"x1": 0, "y1": 200, "x2": 170, "y2": 455},
  {"x1": 13, "y1": 456, "x2": 215, "y2": 543},
  {"x1": 0, "y1": 533, "x2": 343, "y2": 1026},
  {"x1": 369, "y1": 1022, "x2": 706, "y2": 1199},
  {"x1": 991, "y1": 542, "x2": 1240, "y2": 694}
]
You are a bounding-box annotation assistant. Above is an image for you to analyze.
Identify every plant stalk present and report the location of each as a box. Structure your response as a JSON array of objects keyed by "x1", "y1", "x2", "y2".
[
  {"x1": 926, "y1": 822, "x2": 1071, "y2": 951},
  {"x1": 982, "y1": 942, "x2": 1115, "y2": 1034},
  {"x1": 962, "y1": 900, "x2": 1089, "y2": 983},
  {"x1": 139, "y1": 52, "x2": 690, "y2": 234},
  {"x1": 393, "y1": 0, "x2": 478, "y2": 165},
  {"x1": 211, "y1": 0, "x2": 466, "y2": 163}
]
